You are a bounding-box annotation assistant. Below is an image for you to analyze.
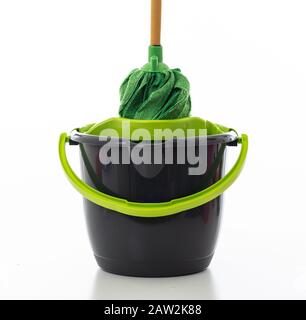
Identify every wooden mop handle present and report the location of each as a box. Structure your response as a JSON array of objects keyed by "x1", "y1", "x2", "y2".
[{"x1": 151, "y1": 0, "x2": 162, "y2": 46}]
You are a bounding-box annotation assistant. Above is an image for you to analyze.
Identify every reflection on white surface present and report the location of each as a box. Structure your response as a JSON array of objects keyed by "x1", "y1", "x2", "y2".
[{"x1": 92, "y1": 269, "x2": 217, "y2": 300}]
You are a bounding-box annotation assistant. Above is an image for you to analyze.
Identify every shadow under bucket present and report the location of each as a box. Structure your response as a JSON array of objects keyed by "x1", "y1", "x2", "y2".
[{"x1": 59, "y1": 117, "x2": 248, "y2": 277}]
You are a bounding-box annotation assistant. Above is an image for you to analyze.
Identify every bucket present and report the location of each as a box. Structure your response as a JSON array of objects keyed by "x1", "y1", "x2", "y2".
[{"x1": 59, "y1": 117, "x2": 248, "y2": 277}]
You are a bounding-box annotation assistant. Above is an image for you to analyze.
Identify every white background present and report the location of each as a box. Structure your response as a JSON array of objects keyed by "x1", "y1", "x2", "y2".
[{"x1": 0, "y1": 0, "x2": 306, "y2": 300}]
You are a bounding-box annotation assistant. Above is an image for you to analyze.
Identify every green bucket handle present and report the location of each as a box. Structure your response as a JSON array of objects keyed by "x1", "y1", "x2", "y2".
[{"x1": 59, "y1": 133, "x2": 248, "y2": 218}]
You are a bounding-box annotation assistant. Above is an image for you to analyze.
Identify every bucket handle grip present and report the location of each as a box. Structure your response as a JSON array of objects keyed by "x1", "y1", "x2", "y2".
[{"x1": 59, "y1": 133, "x2": 248, "y2": 218}]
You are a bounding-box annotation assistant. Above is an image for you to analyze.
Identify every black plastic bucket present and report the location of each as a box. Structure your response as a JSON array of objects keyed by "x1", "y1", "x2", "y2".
[{"x1": 59, "y1": 117, "x2": 248, "y2": 277}]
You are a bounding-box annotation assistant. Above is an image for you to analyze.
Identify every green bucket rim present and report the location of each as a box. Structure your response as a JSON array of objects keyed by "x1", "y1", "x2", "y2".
[{"x1": 75, "y1": 117, "x2": 236, "y2": 141}]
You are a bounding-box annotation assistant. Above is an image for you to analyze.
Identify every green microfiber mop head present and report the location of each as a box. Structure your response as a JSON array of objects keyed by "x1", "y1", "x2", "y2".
[
  {"x1": 118, "y1": 0, "x2": 191, "y2": 120},
  {"x1": 119, "y1": 46, "x2": 191, "y2": 120}
]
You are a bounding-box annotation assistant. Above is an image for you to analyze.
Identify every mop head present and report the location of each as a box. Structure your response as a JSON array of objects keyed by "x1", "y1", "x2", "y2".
[{"x1": 119, "y1": 67, "x2": 191, "y2": 120}]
